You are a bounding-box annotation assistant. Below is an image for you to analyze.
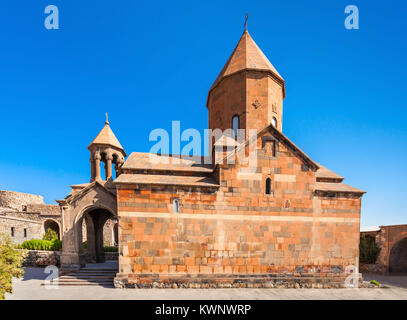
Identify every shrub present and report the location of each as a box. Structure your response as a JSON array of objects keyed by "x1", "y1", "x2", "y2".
[
  {"x1": 104, "y1": 246, "x2": 118, "y2": 252},
  {"x1": 370, "y1": 280, "x2": 380, "y2": 286},
  {"x1": 359, "y1": 234, "x2": 380, "y2": 264},
  {"x1": 0, "y1": 234, "x2": 26, "y2": 300},
  {"x1": 20, "y1": 239, "x2": 62, "y2": 251},
  {"x1": 43, "y1": 228, "x2": 59, "y2": 241}
]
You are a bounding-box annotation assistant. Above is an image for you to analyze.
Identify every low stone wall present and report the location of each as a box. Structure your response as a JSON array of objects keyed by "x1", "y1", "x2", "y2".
[
  {"x1": 114, "y1": 273, "x2": 363, "y2": 289},
  {"x1": 22, "y1": 250, "x2": 61, "y2": 267},
  {"x1": 105, "y1": 252, "x2": 118, "y2": 260}
]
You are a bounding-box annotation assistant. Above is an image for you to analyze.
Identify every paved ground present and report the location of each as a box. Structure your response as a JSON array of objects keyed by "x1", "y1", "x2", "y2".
[{"x1": 5, "y1": 266, "x2": 407, "y2": 300}]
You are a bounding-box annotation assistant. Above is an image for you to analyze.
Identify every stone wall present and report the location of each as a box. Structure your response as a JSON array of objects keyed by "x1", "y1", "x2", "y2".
[
  {"x1": 0, "y1": 190, "x2": 62, "y2": 244},
  {"x1": 22, "y1": 250, "x2": 61, "y2": 267},
  {"x1": 364, "y1": 225, "x2": 407, "y2": 273},
  {"x1": 115, "y1": 136, "x2": 362, "y2": 288},
  {"x1": 0, "y1": 190, "x2": 44, "y2": 211},
  {"x1": 0, "y1": 215, "x2": 42, "y2": 244}
]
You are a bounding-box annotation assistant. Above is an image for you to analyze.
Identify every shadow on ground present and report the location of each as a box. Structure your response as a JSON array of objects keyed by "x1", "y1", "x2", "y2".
[
  {"x1": 22, "y1": 267, "x2": 48, "y2": 281},
  {"x1": 363, "y1": 273, "x2": 407, "y2": 289}
]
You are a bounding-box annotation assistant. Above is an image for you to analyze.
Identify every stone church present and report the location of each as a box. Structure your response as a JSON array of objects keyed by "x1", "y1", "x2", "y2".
[{"x1": 58, "y1": 29, "x2": 365, "y2": 288}]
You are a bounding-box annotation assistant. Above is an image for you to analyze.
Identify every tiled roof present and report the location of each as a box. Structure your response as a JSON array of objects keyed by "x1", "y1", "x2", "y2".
[
  {"x1": 115, "y1": 174, "x2": 219, "y2": 188},
  {"x1": 88, "y1": 121, "x2": 124, "y2": 151},
  {"x1": 210, "y1": 30, "x2": 284, "y2": 93},
  {"x1": 122, "y1": 152, "x2": 213, "y2": 173},
  {"x1": 316, "y1": 164, "x2": 344, "y2": 180},
  {"x1": 315, "y1": 182, "x2": 365, "y2": 193}
]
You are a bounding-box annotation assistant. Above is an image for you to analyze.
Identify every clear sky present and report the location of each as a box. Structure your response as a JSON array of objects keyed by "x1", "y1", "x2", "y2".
[{"x1": 0, "y1": 1, "x2": 406, "y2": 228}]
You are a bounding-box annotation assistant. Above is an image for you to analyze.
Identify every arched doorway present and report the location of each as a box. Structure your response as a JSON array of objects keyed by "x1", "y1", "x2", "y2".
[
  {"x1": 77, "y1": 207, "x2": 115, "y2": 264},
  {"x1": 114, "y1": 223, "x2": 118, "y2": 246},
  {"x1": 389, "y1": 237, "x2": 407, "y2": 273},
  {"x1": 44, "y1": 219, "x2": 60, "y2": 239}
]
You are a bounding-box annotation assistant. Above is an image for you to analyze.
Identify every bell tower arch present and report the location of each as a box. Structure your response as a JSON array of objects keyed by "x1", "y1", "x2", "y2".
[{"x1": 88, "y1": 115, "x2": 126, "y2": 181}]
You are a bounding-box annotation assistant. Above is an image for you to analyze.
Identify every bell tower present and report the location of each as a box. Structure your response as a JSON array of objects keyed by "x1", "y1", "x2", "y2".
[
  {"x1": 207, "y1": 29, "x2": 285, "y2": 141},
  {"x1": 88, "y1": 115, "x2": 126, "y2": 181}
]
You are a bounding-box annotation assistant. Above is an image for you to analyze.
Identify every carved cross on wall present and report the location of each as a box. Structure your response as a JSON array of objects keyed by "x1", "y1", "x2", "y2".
[{"x1": 252, "y1": 99, "x2": 262, "y2": 109}]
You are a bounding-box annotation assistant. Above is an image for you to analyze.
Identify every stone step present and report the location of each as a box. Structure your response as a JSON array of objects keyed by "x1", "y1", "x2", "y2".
[
  {"x1": 42, "y1": 282, "x2": 114, "y2": 287},
  {"x1": 59, "y1": 276, "x2": 115, "y2": 280},
  {"x1": 60, "y1": 274, "x2": 112, "y2": 276}
]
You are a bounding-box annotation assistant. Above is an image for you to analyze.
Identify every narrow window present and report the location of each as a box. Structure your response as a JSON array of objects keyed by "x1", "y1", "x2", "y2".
[
  {"x1": 232, "y1": 115, "x2": 239, "y2": 138},
  {"x1": 173, "y1": 200, "x2": 179, "y2": 213},
  {"x1": 265, "y1": 178, "x2": 272, "y2": 195},
  {"x1": 11, "y1": 227, "x2": 15, "y2": 237},
  {"x1": 24, "y1": 228, "x2": 27, "y2": 238},
  {"x1": 271, "y1": 117, "x2": 277, "y2": 128}
]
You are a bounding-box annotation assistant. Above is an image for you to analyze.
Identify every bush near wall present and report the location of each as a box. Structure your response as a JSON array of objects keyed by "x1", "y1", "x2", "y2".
[
  {"x1": 103, "y1": 246, "x2": 118, "y2": 252},
  {"x1": 359, "y1": 234, "x2": 380, "y2": 264},
  {"x1": 19, "y1": 239, "x2": 62, "y2": 252}
]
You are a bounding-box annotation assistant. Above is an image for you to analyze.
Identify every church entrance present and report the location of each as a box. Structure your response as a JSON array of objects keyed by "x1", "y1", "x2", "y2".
[
  {"x1": 389, "y1": 237, "x2": 407, "y2": 273},
  {"x1": 77, "y1": 207, "x2": 116, "y2": 263}
]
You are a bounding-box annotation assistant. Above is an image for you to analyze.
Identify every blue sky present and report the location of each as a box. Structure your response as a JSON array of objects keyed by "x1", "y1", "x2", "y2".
[{"x1": 0, "y1": 1, "x2": 406, "y2": 228}]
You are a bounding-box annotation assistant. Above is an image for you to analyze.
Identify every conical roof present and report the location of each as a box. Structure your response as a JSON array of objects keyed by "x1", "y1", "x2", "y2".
[
  {"x1": 210, "y1": 30, "x2": 284, "y2": 92},
  {"x1": 88, "y1": 119, "x2": 124, "y2": 151}
]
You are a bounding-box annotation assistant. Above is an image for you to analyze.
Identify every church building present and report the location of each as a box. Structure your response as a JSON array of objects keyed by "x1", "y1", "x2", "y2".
[{"x1": 58, "y1": 28, "x2": 365, "y2": 288}]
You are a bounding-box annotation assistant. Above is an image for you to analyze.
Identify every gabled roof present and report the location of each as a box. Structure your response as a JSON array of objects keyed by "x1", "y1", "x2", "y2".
[
  {"x1": 115, "y1": 174, "x2": 218, "y2": 188},
  {"x1": 217, "y1": 123, "x2": 319, "y2": 171},
  {"x1": 57, "y1": 180, "x2": 116, "y2": 206},
  {"x1": 314, "y1": 182, "x2": 365, "y2": 194},
  {"x1": 316, "y1": 164, "x2": 344, "y2": 181},
  {"x1": 88, "y1": 120, "x2": 124, "y2": 151},
  {"x1": 122, "y1": 152, "x2": 212, "y2": 173},
  {"x1": 209, "y1": 30, "x2": 284, "y2": 94}
]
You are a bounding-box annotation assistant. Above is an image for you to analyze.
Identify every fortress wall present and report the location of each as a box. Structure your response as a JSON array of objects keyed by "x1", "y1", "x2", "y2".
[{"x1": 0, "y1": 190, "x2": 44, "y2": 211}]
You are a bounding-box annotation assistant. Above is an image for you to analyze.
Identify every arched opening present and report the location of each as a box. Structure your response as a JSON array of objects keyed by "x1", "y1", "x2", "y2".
[
  {"x1": 113, "y1": 223, "x2": 118, "y2": 246},
  {"x1": 112, "y1": 154, "x2": 119, "y2": 179},
  {"x1": 389, "y1": 237, "x2": 407, "y2": 273},
  {"x1": 265, "y1": 178, "x2": 271, "y2": 195},
  {"x1": 44, "y1": 219, "x2": 60, "y2": 239},
  {"x1": 77, "y1": 207, "x2": 115, "y2": 263},
  {"x1": 173, "y1": 200, "x2": 179, "y2": 213},
  {"x1": 232, "y1": 115, "x2": 239, "y2": 138},
  {"x1": 100, "y1": 152, "x2": 107, "y2": 181}
]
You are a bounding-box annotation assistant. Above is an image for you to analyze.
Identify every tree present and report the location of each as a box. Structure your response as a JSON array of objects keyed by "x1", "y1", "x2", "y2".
[
  {"x1": 0, "y1": 234, "x2": 26, "y2": 300},
  {"x1": 43, "y1": 228, "x2": 59, "y2": 241},
  {"x1": 359, "y1": 234, "x2": 380, "y2": 264}
]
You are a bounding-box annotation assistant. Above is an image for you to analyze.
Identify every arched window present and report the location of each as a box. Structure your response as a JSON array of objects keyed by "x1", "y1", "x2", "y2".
[
  {"x1": 232, "y1": 115, "x2": 239, "y2": 138},
  {"x1": 173, "y1": 200, "x2": 179, "y2": 213},
  {"x1": 265, "y1": 178, "x2": 272, "y2": 195},
  {"x1": 271, "y1": 117, "x2": 277, "y2": 128}
]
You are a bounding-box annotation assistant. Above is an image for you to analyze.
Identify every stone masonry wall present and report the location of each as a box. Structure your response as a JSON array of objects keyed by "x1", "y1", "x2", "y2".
[
  {"x1": 115, "y1": 135, "x2": 362, "y2": 287},
  {"x1": 0, "y1": 190, "x2": 44, "y2": 211},
  {"x1": 0, "y1": 215, "x2": 42, "y2": 244}
]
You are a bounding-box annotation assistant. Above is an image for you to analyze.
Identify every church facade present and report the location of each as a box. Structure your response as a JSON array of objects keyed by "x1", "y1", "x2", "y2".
[{"x1": 59, "y1": 29, "x2": 365, "y2": 288}]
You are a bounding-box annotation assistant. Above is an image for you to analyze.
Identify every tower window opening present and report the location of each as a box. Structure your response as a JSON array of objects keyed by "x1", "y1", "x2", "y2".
[
  {"x1": 173, "y1": 200, "x2": 179, "y2": 213},
  {"x1": 232, "y1": 115, "x2": 239, "y2": 138},
  {"x1": 11, "y1": 227, "x2": 15, "y2": 237},
  {"x1": 24, "y1": 228, "x2": 27, "y2": 238},
  {"x1": 271, "y1": 117, "x2": 277, "y2": 128},
  {"x1": 265, "y1": 178, "x2": 272, "y2": 195}
]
